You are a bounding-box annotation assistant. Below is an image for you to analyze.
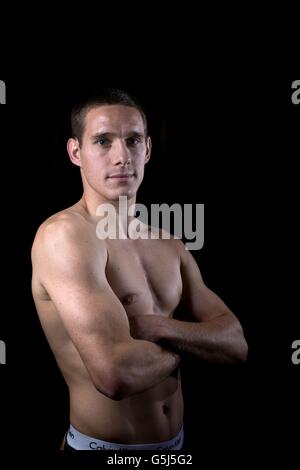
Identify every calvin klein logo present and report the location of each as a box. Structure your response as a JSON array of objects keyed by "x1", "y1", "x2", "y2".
[
  {"x1": 0, "y1": 339, "x2": 6, "y2": 364},
  {"x1": 0, "y1": 80, "x2": 6, "y2": 104}
]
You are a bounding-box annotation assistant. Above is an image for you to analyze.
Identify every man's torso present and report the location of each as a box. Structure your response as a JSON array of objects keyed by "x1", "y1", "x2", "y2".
[{"x1": 32, "y1": 205, "x2": 184, "y2": 444}]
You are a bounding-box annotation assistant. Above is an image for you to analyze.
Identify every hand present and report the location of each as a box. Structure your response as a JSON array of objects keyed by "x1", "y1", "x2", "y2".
[{"x1": 129, "y1": 314, "x2": 163, "y2": 343}]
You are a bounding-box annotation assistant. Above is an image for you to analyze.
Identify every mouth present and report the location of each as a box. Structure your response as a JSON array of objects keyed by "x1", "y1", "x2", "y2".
[{"x1": 107, "y1": 173, "x2": 135, "y2": 180}]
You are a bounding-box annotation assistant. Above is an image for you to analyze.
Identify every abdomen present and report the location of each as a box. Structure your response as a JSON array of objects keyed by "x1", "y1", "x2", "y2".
[{"x1": 69, "y1": 374, "x2": 184, "y2": 444}]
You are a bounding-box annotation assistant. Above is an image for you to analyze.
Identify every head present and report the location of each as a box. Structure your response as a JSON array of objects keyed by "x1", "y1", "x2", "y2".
[{"x1": 67, "y1": 88, "x2": 151, "y2": 205}]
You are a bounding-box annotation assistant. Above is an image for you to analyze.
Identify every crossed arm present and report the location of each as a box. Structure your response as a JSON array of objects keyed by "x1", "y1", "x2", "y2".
[
  {"x1": 32, "y1": 219, "x2": 180, "y2": 401},
  {"x1": 32, "y1": 219, "x2": 247, "y2": 401},
  {"x1": 129, "y1": 243, "x2": 248, "y2": 364}
]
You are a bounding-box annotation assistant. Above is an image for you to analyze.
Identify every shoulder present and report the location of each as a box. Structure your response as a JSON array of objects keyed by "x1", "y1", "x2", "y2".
[
  {"x1": 156, "y1": 229, "x2": 197, "y2": 268},
  {"x1": 145, "y1": 224, "x2": 187, "y2": 257},
  {"x1": 32, "y1": 210, "x2": 80, "y2": 256},
  {"x1": 31, "y1": 209, "x2": 106, "y2": 267}
]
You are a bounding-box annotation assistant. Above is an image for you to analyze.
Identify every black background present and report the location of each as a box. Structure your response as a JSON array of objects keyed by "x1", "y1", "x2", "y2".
[{"x1": 0, "y1": 71, "x2": 298, "y2": 465}]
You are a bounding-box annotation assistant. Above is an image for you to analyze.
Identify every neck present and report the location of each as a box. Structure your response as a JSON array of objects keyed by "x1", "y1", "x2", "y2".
[{"x1": 80, "y1": 190, "x2": 137, "y2": 237}]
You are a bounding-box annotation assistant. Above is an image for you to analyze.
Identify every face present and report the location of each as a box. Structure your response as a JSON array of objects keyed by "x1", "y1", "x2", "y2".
[{"x1": 68, "y1": 105, "x2": 151, "y2": 203}]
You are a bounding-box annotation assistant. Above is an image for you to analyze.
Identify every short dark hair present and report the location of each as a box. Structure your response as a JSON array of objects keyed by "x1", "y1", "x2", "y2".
[{"x1": 71, "y1": 88, "x2": 148, "y2": 144}]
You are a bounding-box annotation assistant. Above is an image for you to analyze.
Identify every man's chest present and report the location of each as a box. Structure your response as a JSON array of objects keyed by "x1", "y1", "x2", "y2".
[{"x1": 105, "y1": 239, "x2": 183, "y2": 318}]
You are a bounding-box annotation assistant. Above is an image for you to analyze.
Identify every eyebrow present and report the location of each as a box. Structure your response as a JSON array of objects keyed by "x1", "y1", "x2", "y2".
[{"x1": 91, "y1": 131, "x2": 145, "y2": 141}]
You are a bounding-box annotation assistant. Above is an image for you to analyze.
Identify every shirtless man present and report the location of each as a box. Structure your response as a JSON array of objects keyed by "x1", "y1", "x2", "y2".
[{"x1": 31, "y1": 88, "x2": 248, "y2": 451}]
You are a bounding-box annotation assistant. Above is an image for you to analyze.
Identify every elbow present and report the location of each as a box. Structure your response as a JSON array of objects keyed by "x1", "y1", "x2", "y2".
[
  {"x1": 240, "y1": 336, "x2": 249, "y2": 363},
  {"x1": 93, "y1": 367, "x2": 133, "y2": 401},
  {"x1": 233, "y1": 336, "x2": 248, "y2": 364},
  {"x1": 103, "y1": 380, "x2": 131, "y2": 401},
  {"x1": 222, "y1": 340, "x2": 248, "y2": 365},
  {"x1": 231, "y1": 326, "x2": 248, "y2": 364},
  {"x1": 220, "y1": 319, "x2": 248, "y2": 365}
]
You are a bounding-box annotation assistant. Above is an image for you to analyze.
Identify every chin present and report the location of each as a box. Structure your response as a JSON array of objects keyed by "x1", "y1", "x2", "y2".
[
  {"x1": 107, "y1": 190, "x2": 136, "y2": 201},
  {"x1": 119, "y1": 190, "x2": 136, "y2": 199}
]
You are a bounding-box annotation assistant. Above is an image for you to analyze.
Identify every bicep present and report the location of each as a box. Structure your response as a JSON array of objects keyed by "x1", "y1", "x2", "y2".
[
  {"x1": 33, "y1": 224, "x2": 131, "y2": 382},
  {"x1": 46, "y1": 275, "x2": 131, "y2": 386},
  {"x1": 47, "y1": 275, "x2": 131, "y2": 349}
]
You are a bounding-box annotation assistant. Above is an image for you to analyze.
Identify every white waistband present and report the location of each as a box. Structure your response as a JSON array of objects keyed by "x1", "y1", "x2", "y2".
[{"x1": 67, "y1": 424, "x2": 184, "y2": 450}]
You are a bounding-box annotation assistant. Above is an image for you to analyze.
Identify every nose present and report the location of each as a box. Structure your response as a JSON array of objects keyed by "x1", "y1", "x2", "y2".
[{"x1": 112, "y1": 139, "x2": 131, "y2": 166}]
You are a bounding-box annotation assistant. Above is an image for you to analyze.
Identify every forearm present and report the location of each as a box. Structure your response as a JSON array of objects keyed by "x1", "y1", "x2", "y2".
[
  {"x1": 132, "y1": 314, "x2": 248, "y2": 364},
  {"x1": 161, "y1": 315, "x2": 248, "y2": 363},
  {"x1": 113, "y1": 339, "x2": 180, "y2": 398}
]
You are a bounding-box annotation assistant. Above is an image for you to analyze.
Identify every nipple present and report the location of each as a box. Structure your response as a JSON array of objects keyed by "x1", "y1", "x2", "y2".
[{"x1": 122, "y1": 293, "x2": 138, "y2": 305}]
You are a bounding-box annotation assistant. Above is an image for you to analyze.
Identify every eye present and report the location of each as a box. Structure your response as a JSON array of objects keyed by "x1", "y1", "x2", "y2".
[
  {"x1": 95, "y1": 137, "x2": 111, "y2": 146},
  {"x1": 127, "y1": 136, "x2": 142, "y2": 146}
]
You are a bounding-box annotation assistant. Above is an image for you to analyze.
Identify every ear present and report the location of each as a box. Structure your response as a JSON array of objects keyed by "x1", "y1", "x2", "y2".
[
  {"x1": 67, "y1": 138, "x2": 82, "y2": 167},
  {"x1": 145, "y1": 136, "x2": 152, "y2": 164}
]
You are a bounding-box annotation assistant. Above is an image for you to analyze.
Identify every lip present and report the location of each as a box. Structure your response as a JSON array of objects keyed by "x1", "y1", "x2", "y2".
[{"x1": 108, "y1": 173, "x2": 135, "y2": 179}]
